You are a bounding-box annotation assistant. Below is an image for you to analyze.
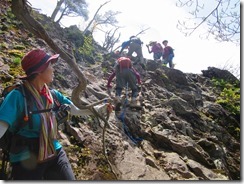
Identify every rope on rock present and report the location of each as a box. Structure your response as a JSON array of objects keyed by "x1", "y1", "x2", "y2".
[{"x1": 117, "y1": 83, "x2": 143, "y2": 145}]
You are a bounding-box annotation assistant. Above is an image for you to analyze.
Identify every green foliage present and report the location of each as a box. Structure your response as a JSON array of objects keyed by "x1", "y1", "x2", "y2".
[
  {"x1": 65, "y1": 25, "x2": 84, "y2": 47},
  {"x1": 8, "y1": 49, "x2": 24, "y2": 58},
  {"x1": 217, "y1": 87, "x2": 240, "y2": 115},
  {"x1": 13, "y1": 45, "x2": 26, "y2": 50},
  {"x1": 78, "y1": 35, "x2": 94, "y2": 57},
  {"x1": 212, "y1": 78, "x2": 228, "y2": 89},
  {"x1": 212, "y1": 78, "x2": 240, "y2": 115},
  {"x1": 0, "y1": 43, "x2": 8, "y2": 50},
  {"x1": 95, "y1": 53, "x2": 103, "y2": 62},
  {"x1": 161, "y1": 73, "x2": 168, "y2": 79},
  {"x1": 102, "y1": 67, "x2": 107, "y2": 73},
  {"x1": 211, "y1": 78, "x2": 240, "y2": 140},
  {"x1": 234, "y1": 127, "x2": 240, "y2": 139},
  {"x1": 12, "y1": 57, "x2": 21, "y2": 65}
]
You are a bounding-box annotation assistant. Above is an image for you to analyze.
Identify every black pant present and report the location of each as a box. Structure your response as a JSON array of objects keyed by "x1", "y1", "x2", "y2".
[{"x1": 11, "y1": 148, "x2": 75, "y2": 180}]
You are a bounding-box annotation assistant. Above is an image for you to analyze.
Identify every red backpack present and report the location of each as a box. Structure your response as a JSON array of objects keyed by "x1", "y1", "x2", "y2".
[{"x1": 117, "y1": 57, "x2": 132, "y2": 70}]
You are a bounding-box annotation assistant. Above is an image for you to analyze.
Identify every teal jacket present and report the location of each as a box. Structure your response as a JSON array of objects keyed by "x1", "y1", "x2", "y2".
[{"x1": 0, "y1": 89, "x2": 71, "y2": 163}]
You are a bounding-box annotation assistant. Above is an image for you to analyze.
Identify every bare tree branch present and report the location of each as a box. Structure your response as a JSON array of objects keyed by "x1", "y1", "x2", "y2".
[
  {"x1": 83, "y1": 0, "x2": 110, "y2": 35},
  {"x1": 102, "y1": 27, "x2": 121, "y2": 52},
  {"x1": 135, "y1": 27, "x2": 151, "y2": 37},
  {"x1": 176, "y1": 0, "x2": 240, "y2": 44}
]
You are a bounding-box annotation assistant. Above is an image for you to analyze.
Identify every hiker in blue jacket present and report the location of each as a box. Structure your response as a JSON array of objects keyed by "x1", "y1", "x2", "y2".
[
  {"x1": 119, "y1": 40, "x2": 131, "y2": 55},
  {"x1": 119, "y1": 36, "x2": 144, "y2": 65},
  {"x1": 0, "y1": 48, "x2": 109, "y2": 180}
]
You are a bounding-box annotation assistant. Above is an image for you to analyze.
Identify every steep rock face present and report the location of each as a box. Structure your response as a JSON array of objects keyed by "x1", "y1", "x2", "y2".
[
  {"x1": 0, "y1": 0, "x2": 240, "y2": 180},
  {"x1": 57, "y1": 60, "x2": 239, "y2": 180},
  {"x1": 95, "y1": 61, "x2": 239, "y2": 180}
]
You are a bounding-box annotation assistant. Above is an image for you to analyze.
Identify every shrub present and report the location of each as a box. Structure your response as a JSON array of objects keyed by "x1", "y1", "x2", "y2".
[{"x1": 212, "y1": 78, "x2": 240, "y2": 116}]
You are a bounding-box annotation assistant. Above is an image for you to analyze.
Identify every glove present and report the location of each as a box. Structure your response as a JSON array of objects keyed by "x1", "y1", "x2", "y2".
[
  {"x1": 60, "y1": 104, "x2": 71, "y2": 112},
  {"x1": 55, "y1": 104, "x2": 71, "y2": 125},
  {"x1": 94, "y1": 103, "x2": 107, "y2": 117},
  {"x1": 94, "y1": 103, "x2": 113, "y2": 117}
]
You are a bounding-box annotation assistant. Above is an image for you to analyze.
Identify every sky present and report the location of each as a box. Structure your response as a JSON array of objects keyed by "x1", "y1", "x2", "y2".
[{"x1": 27, "y1": 0, "x2": 240, "y2": 77}]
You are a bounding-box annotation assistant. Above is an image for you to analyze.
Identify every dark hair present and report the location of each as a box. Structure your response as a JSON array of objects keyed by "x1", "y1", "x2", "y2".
[
  {"x1": 162, "y1": 40, "x2": 168, "y2": 44},
  {"x1": 130, "y1": 36, "x2": 136, "y2": 40},
  {"x1": 27, "y1": 73, "x2": 38, "y2": 81}
]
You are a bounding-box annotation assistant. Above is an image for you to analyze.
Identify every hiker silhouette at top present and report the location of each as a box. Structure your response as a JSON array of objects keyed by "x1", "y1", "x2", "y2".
[
  {"x1": 106, "y1": 56, "x2": 140, "y2": 105},
  {"x1": 0, "y1": 48, "x2": 110, "y2": 180},
  {"x1": 146, "y1": 41, "x2": 164, "y2": 61},
  {"x1": 162, "y1": 40, "x2": 175, "y2": 68},
  {"x1": 120, "y1": 36, "x2": 145, "y2": 66}
]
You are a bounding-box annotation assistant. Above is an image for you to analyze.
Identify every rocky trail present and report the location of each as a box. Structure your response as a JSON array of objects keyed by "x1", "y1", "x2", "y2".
[{"x1": 0, "y1": 0, "x2": 240, "y2": 180}]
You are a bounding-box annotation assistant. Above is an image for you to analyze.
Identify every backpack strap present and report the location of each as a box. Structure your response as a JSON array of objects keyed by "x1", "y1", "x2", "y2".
[
  {"x1": 20, "y1": 84, "x2": 29, "y2": 122},
  {"x1": 18, "y1": 84, "x2": 34, "y2": 130},
  {"x1": 29, "y1": 89, "x2": 60, "y2": 115}
]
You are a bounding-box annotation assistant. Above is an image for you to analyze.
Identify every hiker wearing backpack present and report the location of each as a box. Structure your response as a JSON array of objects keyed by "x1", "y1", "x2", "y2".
[
  {"x1": 127, "y1": 36, "x2": 144, "y2": 64},
  {"x1": 0, "y1": 48, "x2": 109, "y2": 180},
  {"x1": 162, "y1": 40, "x2": 175, "y2": 68},
  {"x1": 120, "y1": 36, "x2": 144, "y2": 65},
  {"x1": 146, "y1": 41, "x2": 164, "y2": 61},
  {"x1": 106, "y1": 59, "x2": 142, "y2": 96},
  {"x1": 119, "y1": 40, "x2": 131, "y2": 55},
  {"x1": 107, "y1": 57, "x2": 139, "y2": 105}
]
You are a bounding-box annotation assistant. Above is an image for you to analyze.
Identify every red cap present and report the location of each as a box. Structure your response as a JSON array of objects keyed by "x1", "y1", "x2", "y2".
[{"x1": 20, "y1": 49, "x2": 59, "y2": 79}]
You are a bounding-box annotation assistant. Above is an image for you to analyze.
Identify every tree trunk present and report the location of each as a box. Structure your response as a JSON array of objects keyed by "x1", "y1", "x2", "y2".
[{"x1": 51, "y1": 0, "x2": 64, "y2": 21}]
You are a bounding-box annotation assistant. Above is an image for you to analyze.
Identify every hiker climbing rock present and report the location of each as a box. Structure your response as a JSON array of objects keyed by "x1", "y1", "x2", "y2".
[
  {"x1": 127, "y1": 36, "x2": 144, "y2": 64},
  {"x1": 120, "y1": 36, "x2": 145, "y2": 65},
  {"x1": 162, "y1": 40, "x2": 175, "y2": 68},
  {"x1": 106, "y1": 56, "x2": 140, "y2": 107},
  {"x1": 107, "y1": 62, "x2": 142, "y2": 96},
  {"x1": 146, "y1": 41, "x2": 164, "y2": 61},
  {"x1": 119, "y1": 39, "x2": 131, "y2": 55},
  {"x1": 0, "y1": 48, "x2": 110, "y2": 180}
]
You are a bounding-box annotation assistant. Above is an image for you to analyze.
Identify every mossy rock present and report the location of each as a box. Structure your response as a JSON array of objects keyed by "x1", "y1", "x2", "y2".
[{"x1": 8, "y1": 49, "x2": 24, "y2": 58}]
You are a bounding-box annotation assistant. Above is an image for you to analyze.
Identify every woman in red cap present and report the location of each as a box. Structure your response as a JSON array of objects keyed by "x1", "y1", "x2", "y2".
[{"x1": 0, "y1": 48, "x2": 108, "y2": 180}]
